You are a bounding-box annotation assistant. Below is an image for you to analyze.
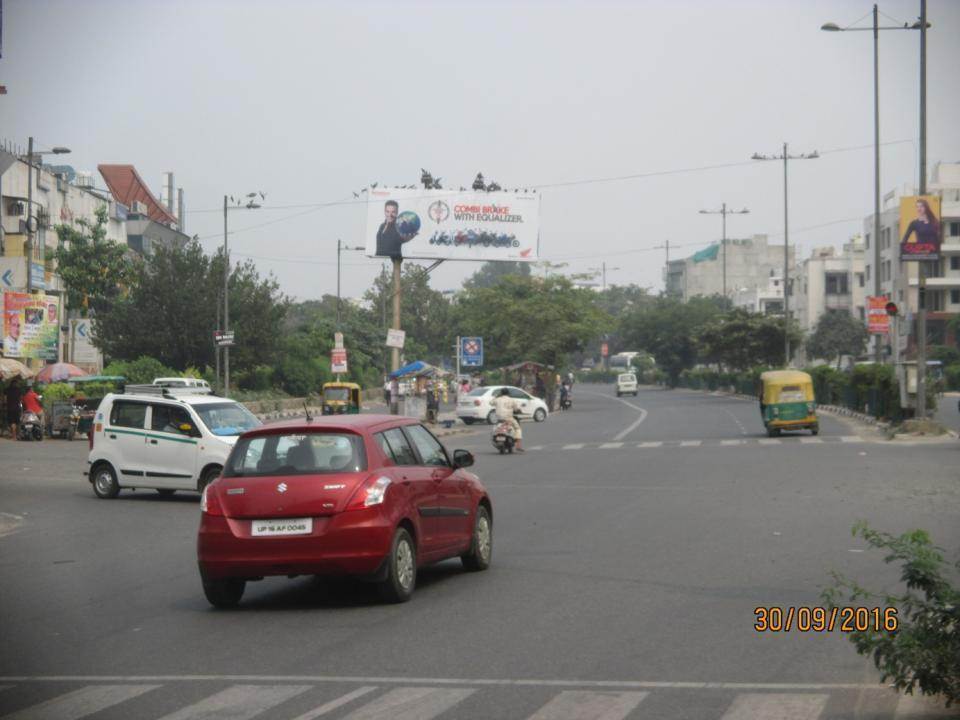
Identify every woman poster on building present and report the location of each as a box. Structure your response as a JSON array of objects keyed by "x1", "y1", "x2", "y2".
[{"x1": 900, "y1": 195, "x2": 942, "y2": 261}]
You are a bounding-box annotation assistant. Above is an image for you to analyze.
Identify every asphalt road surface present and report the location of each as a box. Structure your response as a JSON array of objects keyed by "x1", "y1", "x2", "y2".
[{"x1": 1, "y1": 385, "x2": 958, "y2": 719}]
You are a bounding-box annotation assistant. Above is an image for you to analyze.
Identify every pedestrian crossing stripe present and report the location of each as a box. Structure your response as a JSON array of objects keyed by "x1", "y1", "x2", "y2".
[
  {"x1": 599, "y1": 442, "x2": 624, "y2": 449},
  {"x1": 0, "y1": 682, "x2": 928, "y2": 720}
]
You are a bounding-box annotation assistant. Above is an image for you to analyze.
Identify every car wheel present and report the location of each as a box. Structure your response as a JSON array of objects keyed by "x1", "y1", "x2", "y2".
[
  {"x1": 767, "y1": 427, "x2": 781, "y2": 438},
  {"x1": 202, "y1": 577, "x2": 246, "y2": 608},
  {"x1": 533, "y1": 408, "x2": 546, "y2": 422},
  {"x1": 378, "y1": 527, "x2": 416, "y2": 603},
  {"x1": 92, "y1": 464, "x2": 120, "y2": 499},
  {"x1": 486, "y1": 410, "x2": 497, "y2": 425},
  {"x1": 461, "y1": 505, "x2": 492, "y2": 571},
  {"x1": 811, "y1": 425, "x2": 819, "y2": 436},
  {"x1": 197, "y1": 466, "x2": 221, "y2": 494},
  {"x1": 462, "y1": 417, "x2": 474, "y2": 425},
  {"x1": 156, "y1": 489, "x2": 176, "y2": 498}
]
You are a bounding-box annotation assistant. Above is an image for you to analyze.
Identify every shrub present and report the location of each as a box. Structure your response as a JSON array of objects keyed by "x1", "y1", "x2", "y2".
[
  {"x1": 103, "y1": 356, "x2": 179, "y2": 384},
  {"x1": 822, "y1": 522, "x2": 960, "y2": 707},
  {"x1": 944, "y1": 363, "x2": 960, "y2": 392}
]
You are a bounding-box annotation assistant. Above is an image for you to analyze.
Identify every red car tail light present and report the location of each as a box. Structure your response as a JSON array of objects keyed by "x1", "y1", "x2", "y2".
[
  {"x1": 200, "y1": 484, "x2": 224, "y2": 516},
  {"x1": 345, "y1": 476, "x2": 392, "y2": 511}
]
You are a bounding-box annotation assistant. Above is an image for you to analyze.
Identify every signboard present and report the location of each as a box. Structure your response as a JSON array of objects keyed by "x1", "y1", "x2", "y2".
[
  {"x1": 331, "y1": 348, "x2": 348, "y2": 374},
  {"x1": 70, "y1": 319, "x2": 101, "y2": 365},
  {"x1": 386, "y1": 328, "x2": 406, "y2": 349},
  {"x1": 30, "y1": 263, "x2": 45, "y2": 290},
  {"x1": 601, "y1": 342, "x2": 609, "y2": 357},
  {"x1": 899, "y1": 195, "x2": 942, "y2": 261},
  {"x1": 0, "y1": 257, "x2": 26, "y2": 290},
  {"x1": 365, "y1": 187, "x2": 540, "y2": 262},
  {"x1": 2, "y1": 291, "x2": 60, "y2": 359},
  {"x1": 460, "y1": 336, "x2": 483, "y2": 367},
  {"x1": 867, "y1": 296, "x2": 890, "y2": 335},
  {"x1": 334, "y1": 332, "x2": 344, "y2": 349},
  {"x1": 214, "y1": 331, "x2": 235, "y2": 347}
]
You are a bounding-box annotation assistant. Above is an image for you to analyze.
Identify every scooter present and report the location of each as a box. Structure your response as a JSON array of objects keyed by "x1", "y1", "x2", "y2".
[
  {"x1": 491, "y1": 414, "x2": 520, "y2": 454},
  {"x1": 17, "y1": 411, "x2": 44, "y2": 441},
  {"x1": 560, "y1": 390, "x2": 572, "y2": 411}
]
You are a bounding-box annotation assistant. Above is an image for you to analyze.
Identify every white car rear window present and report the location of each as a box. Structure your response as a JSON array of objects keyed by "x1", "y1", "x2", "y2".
[{"x1": 619, "y1": 374, "x2": 636, "y2": 383}]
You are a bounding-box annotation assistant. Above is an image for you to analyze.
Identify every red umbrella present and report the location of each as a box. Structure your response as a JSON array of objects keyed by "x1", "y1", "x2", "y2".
[{"x1": 36, "y1": 362, "x2": 88, "y2": 383}]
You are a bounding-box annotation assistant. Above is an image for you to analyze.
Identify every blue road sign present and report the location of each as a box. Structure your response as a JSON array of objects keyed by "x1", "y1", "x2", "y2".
[
  {"x1": 1, "y1": 269, "x2": 12, "y2": 287},
  {"x1": 461, "y1": 337, "x2": 483, "y2": 367}
]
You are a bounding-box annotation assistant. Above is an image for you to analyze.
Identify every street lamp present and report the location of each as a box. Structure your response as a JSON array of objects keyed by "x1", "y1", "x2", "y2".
[
  {"x1": 751, "y1": 144, "x2": 819, "y2": 365},
  {"x1": 699, "y1": 203, "x2": 750, "y2": 301},
  {"x1": 821, "y1": 3, "x2": 930, "y2": 413},
  {"x1": 24, "y1": 137, "x2": 71, "y2": 293},
  {"x1": 222, "y1": 193, "x2": 263, "y2": 395}
]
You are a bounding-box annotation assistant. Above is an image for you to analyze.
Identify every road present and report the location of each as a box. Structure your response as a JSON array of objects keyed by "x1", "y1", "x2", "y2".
[{"x1": 1, "y1": 385, "x2": 958, "y2": 719}]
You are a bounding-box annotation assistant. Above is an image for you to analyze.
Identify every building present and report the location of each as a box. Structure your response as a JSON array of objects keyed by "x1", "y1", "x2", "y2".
[
  {"x1": 863, "y1": 161, "x2": 960, "y2": 352},
  {"x1": 99, "y1": 165, "x2": 190, "y2": 254},
  {"x1": 663, "y1": 234, "x2": 794, "y2": 303},
  {"x1": 793, "y1": 238, "x2": 867, "y2": 335},
  {"x1": 732, "y1": 274, "x2": 785, "y2": 315}
]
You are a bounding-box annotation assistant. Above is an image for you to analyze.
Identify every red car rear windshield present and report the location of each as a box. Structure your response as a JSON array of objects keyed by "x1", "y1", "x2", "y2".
[{"x1": 225, "y1": 432, "x2": 367, "y2": 477}]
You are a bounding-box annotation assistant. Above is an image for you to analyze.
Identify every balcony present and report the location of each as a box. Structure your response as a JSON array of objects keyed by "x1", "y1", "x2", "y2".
[{"x1": 908, "y1": 276, "x2": 960, "y2": 289}]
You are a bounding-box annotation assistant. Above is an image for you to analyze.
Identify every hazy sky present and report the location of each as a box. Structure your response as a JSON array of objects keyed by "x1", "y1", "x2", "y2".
[{"x1": 2, "y1": 0, "x2": 958, "y2": 300}]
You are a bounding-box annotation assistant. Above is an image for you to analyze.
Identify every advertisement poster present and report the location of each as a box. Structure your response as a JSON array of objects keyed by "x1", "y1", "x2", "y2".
[
  {"x1": 366, "y1": 187, "x2": 540, "y2": 262},
  {"x1": 867, "y1": 296, "x2": 890, "y2": 335},
  {"x1": 3, "y1": 291, "x2": 60, "y2": 359},
  {"x1": 460, "y1": 337, "x2": 483, "y2": 367},
  {"x1": 899, "y1": 195, "x2": 942, "y2": 261},
  {"x1": 331, "y1": 348, "x2": 348, "y2": 374}
]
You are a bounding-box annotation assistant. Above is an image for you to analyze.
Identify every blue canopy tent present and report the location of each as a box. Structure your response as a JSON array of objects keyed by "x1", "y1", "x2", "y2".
[{"x1": 389, "y1": 360, "x2": 433, "y2": 379}]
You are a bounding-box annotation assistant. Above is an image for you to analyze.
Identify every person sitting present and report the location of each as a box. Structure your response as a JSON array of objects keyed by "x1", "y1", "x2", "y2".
[
  {"x1": 493, "y1": 388, "x2": 523, "y2": 452},
  {"x1": 21, "y1": 383, "x2": 44, "y2": 430}
]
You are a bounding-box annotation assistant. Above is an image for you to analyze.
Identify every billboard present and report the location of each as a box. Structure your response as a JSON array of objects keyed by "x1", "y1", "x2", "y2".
[
  {"x1": 899, "y1": 195, "x2": 941, "y2": 261},
  {"x1": 866, "y1": 296, "x2": 889, "y2": 335},
  {"x1": 460, "y1": 337, "x2": 483, "y2": 367},
  {"x1": 365, "y1": 187, "x2": 540, "y2": 262},
  {"x1": 3, "y1": 291, "x2": 60, "y2": 360}
]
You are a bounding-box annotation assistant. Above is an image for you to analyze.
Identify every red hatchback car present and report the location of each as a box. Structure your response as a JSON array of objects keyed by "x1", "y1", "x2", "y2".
[{"x1": 197, "y1": 415, "x2": 492, "y2": 607}]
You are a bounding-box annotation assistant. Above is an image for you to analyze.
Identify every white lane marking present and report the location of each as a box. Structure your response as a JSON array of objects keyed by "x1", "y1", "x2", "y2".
[
  {"x1": 599, "y1": 442, "x2": 623, "y2": 449},
  {"x1": 339, "y1": 687, "x2": 474, "y2": 720},
  {"x1": 758, "y1": 439, "x2": 781, "y2": 445},
  {"x1": 562, "y1": 444, "x2": 585, "y2": 450},
  {"x1": 720, "y1": 440, "x2": 743, "y2": 446},
  {"x1": 528, "y1": 446, "x2": 544, "y2": 451},
  {"x1": 0, "y1": 685, "x2": 12, "y2": 691},
  {"x1": 800, "y1": 438, "x2": 823, "y2": 444},
  {"x1": 679, "y1": 440, "x2": 702, "y2": 447},
  {"x1": 155, "y1": 684, "x2": 311, "y2": 720},
  {"x1": 4, "y1": 684, "x2": 160, "y2": 720},
  {"x1": 720, "y1": 693, "x2": 829, "y2": 719},
  {"x1": 527, "y1": 690, "x2": 649, "y2": 720},
  {"x1": 0, "y1": 512, "x2": 25, "y2": 538},
  {"x1": 840, "y1": 436, "x2": 863, "y2": 443},
  {"x1": 579, "y1": 389, "x2": 649, "y2": 442},
  {"x1": 638, "y1": 441, "x2": 663, "y2": 448},
  {"x1": 0, "y1": 676, "x2": 887, "y2": 690},
  {"x1": 290, "y1": 686, "x2": 379, "y2": 720},
  {"x1": 723, "y1": 409, "x2": 749, "y2": 436},
  {"x1": 893, "y1": 692, "x2": 959, "y2": 717}
]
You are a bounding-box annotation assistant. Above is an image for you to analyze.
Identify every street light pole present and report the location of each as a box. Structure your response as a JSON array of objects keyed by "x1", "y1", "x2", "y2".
[
  {"x1": 751, "y1": 145, "x2": 818, "y2": 365},
  {"x1": 916, "y1": 0, "x2": 929, "y2": 418},
  {"x1": 223, "y1": 195, "x2": 230, "y2": 396},
  {"x1": 699, "y1": 203, "x2": 750, "y2": 301},
  {"x1": 25, "y1": 137, "x2": 34, "y2": 294}
]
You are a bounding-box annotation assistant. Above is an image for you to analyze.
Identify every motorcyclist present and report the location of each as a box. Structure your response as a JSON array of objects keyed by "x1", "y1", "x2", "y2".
[
  {"x1": 492, "y1": 387, "x2": 523, "y2": 453},
  {"x1": 21, "y1": 382, "x2": 44, "y2": 430},
  {"x1": 559, "y1": 382, "x2": 570, "y2": 410}
]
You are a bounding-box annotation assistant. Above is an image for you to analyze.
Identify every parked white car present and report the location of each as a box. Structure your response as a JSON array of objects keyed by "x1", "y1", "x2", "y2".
[
  {"x1": 457, "y1": 385, "x2": 549, "y2": 425},
  {"x1": 86, "y1": 387, "x2": 261, "y2": 499},
  {"x1": 616, "y1": 373, "x2": 638, "y2": 397}
]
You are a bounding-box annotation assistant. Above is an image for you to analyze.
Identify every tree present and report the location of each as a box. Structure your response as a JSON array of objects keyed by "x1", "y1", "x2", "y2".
[
  {"x1": 463, "y1": 261, "x2": 530, "y2": 289},
  {"x1": 53, "y1": 205, "x2": 138, "y2": 316},
  {"x1": 697, "y1": 308, "x2": 802, "y2": 371},
  {"x1": 807, "y1": 311, "x2": 869, "y2": 368}
]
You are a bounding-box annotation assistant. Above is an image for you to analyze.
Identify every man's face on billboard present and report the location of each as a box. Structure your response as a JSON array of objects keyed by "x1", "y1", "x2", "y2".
[
  {"x1": 7, "y1": 314, "x2": 20, "y2": 339},
  {"x1": 384, "y1": 203, "x2": 398, "y2": 225}
]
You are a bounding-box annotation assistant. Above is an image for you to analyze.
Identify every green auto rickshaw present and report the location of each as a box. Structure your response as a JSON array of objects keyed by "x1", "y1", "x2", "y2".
[
  {"x1": 321, "y1": 382, "x2": 362, "y2": 415},
  {"x1": 759, "y1": 370, "x2": 818, "y2": 437}
]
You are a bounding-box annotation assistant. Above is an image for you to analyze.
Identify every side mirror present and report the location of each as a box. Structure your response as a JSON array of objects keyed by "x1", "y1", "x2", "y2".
[
  {"x1": 452, "y1": 449, "x2": 474, "y2": 469},
  {"x1": 179, "y1": 423, "x2": 193, "y2": 433}
]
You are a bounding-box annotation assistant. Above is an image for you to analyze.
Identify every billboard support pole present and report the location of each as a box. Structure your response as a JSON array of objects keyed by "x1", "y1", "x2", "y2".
[
  {"x1": 390, "y1": 257, "x2": 401, "y2": 415},
  {"x1": 456, "y1": 336, "x2": 461, "y2": 385},
  {"x1": 915, "y1": 0, "x2": 928, "y2": 418}
]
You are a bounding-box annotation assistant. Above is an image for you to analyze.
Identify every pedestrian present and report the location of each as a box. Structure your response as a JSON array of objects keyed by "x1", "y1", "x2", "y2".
[
  {"x1": 425, "y1": 382, "x2": 439, "y2": 424},
  {"x1": 5, "y1": 378, "x2": 21, "y2": 440},
  {"x1": 535, "y1": 374, "x2": 546, "y2": 400}
]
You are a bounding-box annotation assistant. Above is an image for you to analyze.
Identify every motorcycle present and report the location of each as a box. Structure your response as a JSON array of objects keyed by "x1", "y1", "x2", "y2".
[
  {"x1": 17, "y1": 411, "x2": 44, "y2": 441},
  {"x1": 560, "y1": 393, "x2": 572, "y2": 411},
  {"x1": 491, "y1": 412, "x2": 521, "y2": 454}
]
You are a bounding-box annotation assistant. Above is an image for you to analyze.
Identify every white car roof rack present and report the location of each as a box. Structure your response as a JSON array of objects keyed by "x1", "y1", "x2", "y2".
[{"x1": 123, "y1": 384, "x2": 215, "y2": 398}]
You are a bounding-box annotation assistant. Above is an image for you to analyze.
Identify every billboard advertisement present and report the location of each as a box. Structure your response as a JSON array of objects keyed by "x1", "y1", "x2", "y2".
[
  {"x1": 899, "y1": 195, "x2": 942, "y2": 261},
  {"x1": 365, "y1": 187, "x2": 540, "y2": 262},
  {"x1": 867, "y1": 296, "x2": 890, "y2": 335},
  {"x1": 460, "y1": 337, "x2": 483, "y2": 367},
  {"x1": 3, "y1": 291, "x2": 60, "y2": 360}
]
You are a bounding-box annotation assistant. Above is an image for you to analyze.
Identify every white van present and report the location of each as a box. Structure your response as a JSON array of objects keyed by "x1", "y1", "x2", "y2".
[
  {"x1": 616, "y1": 373, "x2": 638, "y2": 397},
  {"x1": 86, "y1": 386, "x2": 261, "y2": 499}
]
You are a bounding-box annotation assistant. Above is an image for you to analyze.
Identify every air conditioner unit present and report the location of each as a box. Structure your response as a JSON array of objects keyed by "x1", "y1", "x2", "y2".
[
  {"x1": 75, "y1": 172, "x2": 93, "y2": 188},
  {"x1": 131, "y1": 201, "x2": 148, "y2": 215}
]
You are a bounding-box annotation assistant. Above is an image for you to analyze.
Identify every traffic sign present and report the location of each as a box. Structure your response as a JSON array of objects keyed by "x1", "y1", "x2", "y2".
[
  {"x1": 386, "y1": 328, "x2": 406, "y2": 349},
  {"x1": 331, "y1": 348, "x2": 348, "y2": 373},
  {"x1": 214, "y1": 331, "x2": 235, "y2": 347},
  {"x1": 460, "y1": 337, "x2": 483, "y2": 367}
]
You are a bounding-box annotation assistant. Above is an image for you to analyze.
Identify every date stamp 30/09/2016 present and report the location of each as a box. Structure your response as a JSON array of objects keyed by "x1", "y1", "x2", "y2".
[{"x1": 754, "y1": 606, "x2": 899, "y2": 633}]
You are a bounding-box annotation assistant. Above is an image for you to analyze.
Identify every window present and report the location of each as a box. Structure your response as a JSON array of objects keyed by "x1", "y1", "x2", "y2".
[
  {"x1": 951, "y1": 256, "x2": 960, "y2": 271},
  {"x1": 404, "y1": 425, "x2": 450, "y2": 467},
  {"x1": 508, "y1": 388, "x2": 531, "y2": 400},
  {"x1": 151, "y1": 404, "x2": 196, "y2": 436},
  {"x1": 858, "y1": 307, "x2": 865, "y2": 321},
  {"x1": 225, "y1": 432, "x2": 366, "y2": 476},
  {"x1": 110, "y1": 401, "x2": 147, "y2": 429},
  {"x1": 865, "y1": 233, "x2": 870, "y2": 249},
  {"x1": 951, "y1": 290, "x2": 960, "y2": 305},
  {"x1": 950, "y1": 221, "x2": 960, "y2": 237},
  {"x1": 881, "y1": 228, "x2": 891, "y2": 249},
  {"x1": 191, "y1": 401, "x2": 261, "y2": 437},
  {"x1": 856, "y1": 273, "x2": 865, "y2": 288},
  {"x1": 866, "y1": 265, "x2": 871, "y2": 281},
  {"x1": 825, "y1": 272, "x2": 849, "y2": 295},
  {"x1": 380, "y1": 427, "x2": 418, "y2": 466}
]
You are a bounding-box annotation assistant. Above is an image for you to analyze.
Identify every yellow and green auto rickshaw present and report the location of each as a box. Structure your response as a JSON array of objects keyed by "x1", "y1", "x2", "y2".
[
  {"x1": 321, "y1": 382, "x2": 362, "y2": 415},
  {"x1": 759, "y1": 370, "x2": 818, "y2": 437}
]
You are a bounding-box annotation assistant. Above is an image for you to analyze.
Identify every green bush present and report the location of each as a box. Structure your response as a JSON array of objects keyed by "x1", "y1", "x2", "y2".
[
  {"x1": 38, "y1": 382, "x2": 75, "y2": 411},
  {"x1": 822, "y1": 522, "x2": 960, "y2": 707},
  {"x1": 238, "y1": 364, "x2": 275, "y2": 392},
  {"x1": 944, "y1": 363, "x2": 960, "y2": 391},
  {"x1": 103, "y1": 356, "x2": 179, "y2": 384}
]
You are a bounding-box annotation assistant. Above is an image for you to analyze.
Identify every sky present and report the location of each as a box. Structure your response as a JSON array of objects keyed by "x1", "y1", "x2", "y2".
[{"x1": 2, "y1": 0, "x2": 958, "y2": 301}]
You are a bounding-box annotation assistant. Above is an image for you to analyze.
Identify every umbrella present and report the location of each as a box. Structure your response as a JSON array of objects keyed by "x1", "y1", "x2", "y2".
[
  {"x1": 0, "y1": 358, "x2": 36, "y2": 381},
  {"x1": 36, "y1": 362, "x2": 88, "y2": 383}
]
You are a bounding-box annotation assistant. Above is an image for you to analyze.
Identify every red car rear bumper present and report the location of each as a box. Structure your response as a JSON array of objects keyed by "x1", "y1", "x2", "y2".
[{"x1": 197, "y1": 508, "x2": 394, "y2": 580}]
